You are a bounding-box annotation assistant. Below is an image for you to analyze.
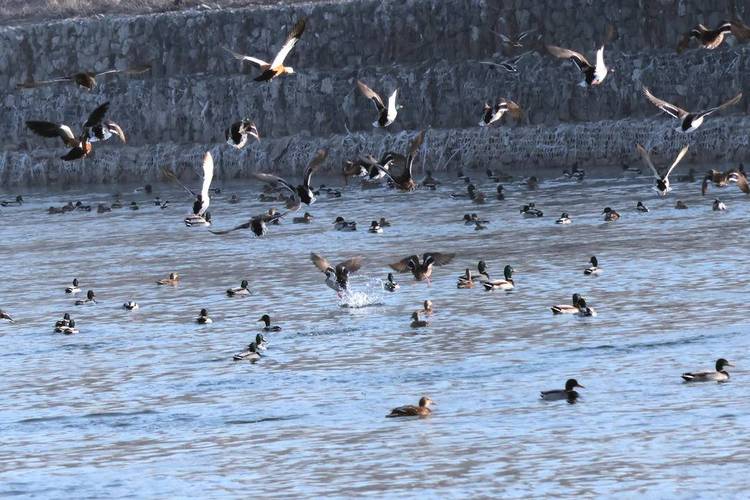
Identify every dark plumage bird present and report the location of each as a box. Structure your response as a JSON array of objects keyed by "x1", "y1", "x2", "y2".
[
  {"x1": 372, "y1": 130, "x2": 425, "y2": 192},
  {"x1": 478, "y1": 99, "x2": 522, "y2": 127},
  {"x1": 0, "y1": 309, "x2": 15, "y2": 323},
  {"x1": 224, "y1": 18, "x2": 306, "y2": 81},
  {"x1": 546, "y1": 44, "x2": 609, "y2": 86},
  {"x1": 642, "y1": 86, "x2": 742, "y2": 133},
  {"x1": 540, "y1": 379, "x2": 584, "y2": 403},
  {"x1": 676, "y1": 20, "x2": 750, "y2": 52},
  {"x1": 636, "y1": 144, "x2": 689, "y2": 196},
  {"x1": 253, "y1": 149, "x2": 327, "y2": 208},
  {"x1": 310, "y1": 253, "x2": 364, "y2": 293},
  {"x1": 386, "y1": 396, "x2": 434, "y2": 418},
  {"x1": 701, "y1": 169, "x2": 749, "y2": 195},
  {"x1": 389, "y1": 252, "x2": 455, "y2": 283},
  {"x1": 225, "y1": 120, "x2": 259, "y2": 149},
  {"x1": 357, "y1": 80, "x2": 401, "y2": 128},
  {"x1": 16, "y1": 65, "x2": 150, "y2": 91},
  {"x1": 0, "y1": 195, "x2": 23, "y2": 207},
  {"x1": 210, "y1": 208, "x2": 286, "y2": 237},
  {"x1": 479, "y1": 52, "x2": 528, "y2": 73},
  {"x1": 682, "y1": 358, "x2": 734, "y2": 382}
]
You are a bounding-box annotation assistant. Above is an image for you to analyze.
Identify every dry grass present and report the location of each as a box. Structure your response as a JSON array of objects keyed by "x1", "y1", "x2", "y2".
[{"x1": 0, "y1": 0, "x2": 326, "y2": 23}]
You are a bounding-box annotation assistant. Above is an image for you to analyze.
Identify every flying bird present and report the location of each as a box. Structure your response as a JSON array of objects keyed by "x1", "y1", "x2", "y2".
[
  {"x1": 546, "y1": 45, "x2": 609, "y2": 86},
  {"x1": 642, "y1": 86, "x2": 742, "y2": 133},
  {"x1": 209, "y1": 209, "x2": 286, "y2": 237},
  {"x1": 701, "y1": 169, "x2": 749, "y2": 195},
  {"x1": 636, "y1": 144, "x2": 689, "y2": 196},
  {"x1": 389, "y1": 252, "x2": 455, "y2": 284},
  {"x1": 676, "y1": 20, "x2": 750, "y2": 52},
  {"x1": 253, "y1": 148, "x2": 327, "y2": 208},
  {"x1": 356, "y1": 80, "x2": 401, "y2": 128},
  {"x1": 497, "y1": 30, "x2": 535, "y2": 48},
  {"x1": 225, "y1": 120, "x2": 259, "y2": 149},
  {"x1": 16, "y1": 65, "x2": 150, "y2": 91},
  {"x1": 479, "y1": 53, "x2": 527, "y2": 73},
  {"x1": 371, "y1": 130, "x2": 425, "y2": 191},
  {"x1": 310, "y1": 253, "x2": 364, "y2": 293},
  {"x1": 165, "y1": 152, "x2": 213, "y2": 226},
  {"x1": 223, "y1": 18, "x2": 306, "y2": 81},
  {"x1": 479, "y1": 99, "x2": 522, "y2": 127}
]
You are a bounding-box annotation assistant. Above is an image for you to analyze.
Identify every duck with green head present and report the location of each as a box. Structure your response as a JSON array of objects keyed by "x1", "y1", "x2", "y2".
[
  {"x1": 481, "y1": 264, "x2": 514, "y2": 291},
  {"x1": 541, "y1": 379, "x2": 584, "y2": 403},
  {"x1": 259, "y1": 314, "x2": 281, "y2": 332},
  {"x1": 227, "y1": 280, "x2": 251, "y2": 297},
  {"x1": 551, "y1": 293, "x2": 582, "y2": 314},
  {"x1": 682, "y1": 358, "x2": 734, "y2": 382}
]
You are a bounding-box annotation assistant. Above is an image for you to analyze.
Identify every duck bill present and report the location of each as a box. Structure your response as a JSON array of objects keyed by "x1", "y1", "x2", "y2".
[{"x1": 576, "y1": 384, "x2": 585, "y2": 389}]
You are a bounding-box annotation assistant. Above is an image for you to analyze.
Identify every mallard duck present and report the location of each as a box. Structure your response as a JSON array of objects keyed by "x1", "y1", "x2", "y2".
[
  {"x1": 56, "y1": 319, "x2": 78, "y2": 335},
  {"x1": 576, "y1": 298, "x2": 597, "y2": 317},
  {"x1": 457, "y1": 269, "x2": 474, "y2": 289},
  {"x1": 676, "y1": 20, "x2": 750, "y2": 52},
  {"x1": 379, "y1": 217, "x2": 392, "y2": 227},
  {"x1": 555, "y1": 212, "x2": 572, "y2": 224},
  {"x1": 210, "y1": 209, "x2": 285, "y2": 237},
  {"x1": 123, "y1": 301, "x2": 139, "y2": 310},
  {"x1": 332, "y1": 216, "x2": 357, "y2": 231},
  {"x1": 477, "y1": 260, "x2": 490, "y2": 281},
  {"x1": 386, "y1": 396, "x2": 434, "y2": 417},
  {"x1": 682, "y1": 358, "x2": 734, "y2": 382},
  {"x1": 310, "y1": 253, "x2": 364, "y2": 293},
  {"x1": 478, "y1": 99, "x2": 522, "y2": 127},
  {"x1": 293, "y1": 212, "x2": 314, "y2": 224},
  {"x1": 713, "y1": 199, "x2": 727, "y2": 211},
  {"x1": 253, "y1": 149, "x2": 327, "y2": 208},
  {"x1": 357, "y1": 80, "x2": 401, "y2": 128},
  {"x1": 233, "y1": 341, "x2": 261, "y2": 362},
  {"x1": 371, "y1": 130, "x2": 425, "y2": 192},
  {"x1": 636, "y1": 144, "x2": 690, "y2": 196},
  {"x1": 0, "y1": 309, "x2": 15, "y2": 323},
  {"x1": 547, "y1": 44, "x2": 608, "y2": 87},
  {"x1": 196, "y1": 308, "x2": 212, "y2": 324},
  {"x1": 369, "y1": 221, "x2": 383, "y2": 233},
  {"x1": 16, "y1": 65, "x2": 150, "y2": 91},
  {"x1": 254, "y1": 333, "x2": 268, "y2": 352},
  {"x1": 675, "y1": 200, "x2": 689, "y2": 209},
  {"x1": 390, "y1": 252, "x2": 455, "y2": 283},
  {"x1": 496, "y1": 184, "x2": 505, "y2": 200},
  {"x1": 481, "y1": 264, "x2": 515, "y2": 291},
  {"x1": 0, "y1": 195, "x2": 24, "y2": 206},
  {"x1": 259, "y1": 314, "x2": 281, "y2": 332},
  {"x1": 551, "y1": 294, "x2": 582, "y2": 314},
  {"x1": 55, "y1": 313, "x2": 71, "y2": 328},
  {"x1": 224, "y1": 18, "x2": 306, "y2": 81},
  {"x1": 422, "y1": 300, "x2": 433, "y2": 316},
  {"x1": 157, "y1": 273, "x2": 180, "y2": 286},
  {"x1": 410, "y1": 311, "x2": 429, "y2": 328},
  {"x1": 636, "y1": 201, "x2": 649, "y2": 212},
  {"x1": 384, "y1": 273, "x2": 400, "y2": 292},
  {"x1": 65, "y1": 278, "x2": 81, "y2": 294},
  {"x1": 74, "y1": 290, "x2": 97, "y2": 305},
  {"x1": 342, "y1": 157, "x2": 372, "y2": 184},
  {"x1": 602, "y1": 207, "x2": 620, "y2": 221},
  {"x1": 520, "y1": 203, "x2": 543, "y2": 217},
  {"x1": 227, "y1": 280, "x2": 251, "y2": 297},
  {"x1": 642, "y1": 86, "x2": 742, "y2": 133},
  {"x1": 225, "y1": 119, "x2": 259, "y2": 149},
  {"x1": 175, "y1": 152, "x2": 214, "y2": 226},
  {"x1": 584, "y1": 256, "x2": 602, "y2": 276},
  {"x1": 702, "y1": 169, "x2": 749, "y2": 195},
  {"x1": 540, "y1": 379, "x2": 584, "y2": 402}
]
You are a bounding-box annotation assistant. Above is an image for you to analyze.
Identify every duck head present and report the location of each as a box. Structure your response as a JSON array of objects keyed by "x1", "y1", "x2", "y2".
[
  {"x1": 72, "y1": 278, "x2": 79, "y2": 286},
  {"x1": 418, "y1": 396, "x2": 435, "y2": 408},
  {"x1": 240, "y1": 279, "x2": 249, "y2": 289},
  {"x1": 565, "y1": 379, "x2": 584, "y2": 391},
  {"x1": 590, "y1": 256, "x2": 598, "y2": 267},
  {"x1": 716, "y1": 358, "x2": 734, "y2": 371},
  {"x1": 86, "y1": 290, "x2": 96, "y2": 301},
  {"x1": 199, "y1": 308, "x2": 209, "y2": 317},
  {"x1": 411, "y1": 311, "x2": 420, "y2": 320},
  {"x1": 503, "y1": 265, "x2": 514, "y2": 281},
  {"x1": 255, "y1": 333, "x2": 266, "y2": 345},
  {"x1": 572, "y1": 293, "x2": 582, "y2": 306},
  {"x1": 423, "y1": 300, "x2": 433, "y2": 313},
  {"x1": 259, "y1": 314, "x2": 271, "y2": 326},
  {"x1": 387, "y1": 272, "x2": 395, "y2": 282},
  {"x1": 602, "y1": 207, "x2": 612, "y2": 215}
]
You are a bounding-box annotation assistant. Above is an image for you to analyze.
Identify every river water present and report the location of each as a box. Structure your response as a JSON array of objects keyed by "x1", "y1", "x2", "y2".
[{"x1": 1, "y1": 169, "x2": 749, "y2": 498}]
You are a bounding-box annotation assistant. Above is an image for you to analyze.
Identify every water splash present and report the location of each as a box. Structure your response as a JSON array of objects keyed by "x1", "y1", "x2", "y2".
[{"x1": 338, "y1": 277, "x2": 386, "y2": 309}]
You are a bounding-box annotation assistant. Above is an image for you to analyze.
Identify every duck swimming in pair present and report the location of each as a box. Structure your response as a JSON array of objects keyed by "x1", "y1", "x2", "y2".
[
  {"x1": 293, "y1": 212, "x2": 314, "y2": 224},
  {"x1": 410, "y1": 311, "x2": 429, "y2": 328},
  {"x1": 310, "y1": 253, "x2": 364, "y2": 293},
  {"x1": 636, "y1": 201, "x2": 649, "y2": 213},
  {"x1": 713, "y1": 199, "x2": 727, "y2": 211},
  {"x1": 555, "y1": 212, "x2": 572, "y2": 224},
  {"x1": 333, "y1": 216, "x2": 357, "y2": 231},
  {"x1": 1, "y1": 309, "x2": 15, "y2": 323},
  {"x1": 384, "y1": 273, "x2": 399, "y2": 292},
  {"x1": 636, "y1": 143, "x2": 689, "y2": 196},
  {"x1": 226, "y1": 280, "x2": 251, "y2": 297},
  {"x1": 386, "y1": 396, "x2": 434, "y2": 418},
  {"x1": 157, "y1": 272, "x2": 180, "y2": 286},
  {"x1": 520, "y1": 203, "x2": 543, "y2": 217},
  {"x1": 123, "y1": 301, "x2": 139, "y2": 310},
  {"x1": 369, "y1": 221, "x2": 383, "y2": 233},
  {"x1": 602, "y1": 207, "x2": 620, "y2": 221},
  {"x1": 457, "y1": 269, "x2": 475, "y2": 289},
  {"x1": 233, "y1": 341, "x2": 261, "y2": 362},
  {"x1": 74, "y1": 290, "x2": 96, "y2": 305},
  {"x1": 196, "y1": 308, "x2": 212, "y2": 324},
  {"x1": 682, "y1": 358, "x2": 734, "y2": 382},
  {"x1": 584, "y1": 256, "x2": 602, "y2": 276},
  {"x1": 551, "y1": 294, "x2": 582, "y2": 314},
  {"x1": 65, "y1": 278, "x2": 81, "y2": 294},
  {"x1": 55, "y1": 319, "x2": 78, "y2": 335},
  {"x1": 390, "y1": 252, "x2": 455, "y2": 284},
  {"x1": 541, "y1": 379, "x2": 584, "y2": 403},
  {"x1": 259, "y1": 314, "x2": 281, "y2": 332},
  {"x1": 463, "y1": 213, "x2": 488, "y2": 225},
  {"x1": 481, "y1": 264, "x2": 515, "y2": 291}
]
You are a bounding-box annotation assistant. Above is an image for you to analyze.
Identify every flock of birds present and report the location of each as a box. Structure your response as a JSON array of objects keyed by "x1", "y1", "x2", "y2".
[{"x1": 3, "y1": 11, "x2": 749, "y2": 417}]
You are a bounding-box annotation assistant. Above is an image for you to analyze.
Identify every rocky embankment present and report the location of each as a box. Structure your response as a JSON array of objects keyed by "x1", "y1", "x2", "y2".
[{"x1": 0, "y1": 0, "x2": 749, "y2": 186}]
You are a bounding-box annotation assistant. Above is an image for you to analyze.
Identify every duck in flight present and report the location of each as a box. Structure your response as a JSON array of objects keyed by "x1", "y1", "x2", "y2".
[
  {"x1": 636, "y1": 144, "x2": 689, "y2": 196},
  {"x1": 677, "y1": 20, "x2": 750, "y2": 52},
  {"x1": 701, "y1": 169, "x2": 749, "y2": 195},
  {"x1": 642, "y1": 86, "x2": 742, "y2": 133},
  {"x1": 371, "y1": 130, "x2": 425, "y2": 192},
  {"x1": 209, "y1": 208, "x2": 286, "y2": 237},
  {"x1": 26, "y1": 102, "x2": 125, "y2": 161},
  {"x1": 253, "y1": 149, "x2": 327, "y2": 209},
  {"x1": 310, "y1": 253, "x2": 364, "y2": 294},
  {"x1": 16, "y1": 65, "x2": 150, "y2": 91},
  {"x1": 546, "y1": 44, "x2": 608, "y2": 86},
  {"x1": 225, "y1": 120, "x2": 259, "y2": 149},
  {"x1": 169, "y1": 152, "x2": 214, "y2": 226},
  {"x1": 224, "y1": 18, "x2": 306, "y2": 81},
  {"x1": 479, "y1": 99, "x2": 522, "y2": 127},
  {"x1": 356, "y1": 80, "x2": 401, "y2": 128},
  {"x1": 389, "y1": 252, "x2": 455, "y2": 284},
  {"x1": 479, "y1": 53, "x2": 527, "y2": 73}
]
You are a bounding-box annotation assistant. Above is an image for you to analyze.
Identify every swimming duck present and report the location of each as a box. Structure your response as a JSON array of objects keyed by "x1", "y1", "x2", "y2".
[
  {"x1": 310, "y1": 253, "x2": 364, "y2": 293},
  {"x1": 16, "y1": 65, "x2": 150, "y2": 91},
  {"x1": 676, "y1": 20, "x2": 750, "y2": 52},
  {"x1": 584, "y1": 256, "x2": 602, "y2": 276},
  {"x1": 0, "y1": 195, "x2": 24, "y2": 206},
  {"x1": 478, "y1": 99, "x2": 522, "y2": 127},
  {"x1": 481, "y1": 264, "x2": 515, "y2": 291},
  {"x1": 332, "y1": 216, "x2": 357, "y2": 231},
  {"x1": 555, "y1": 212, "x2": 572, "y2": 224},
  {"x1": 472, "y1": 191, "x2": 487, "y2": 204},
  {"x1": 379, "y1": 217, "x2": 392, "y2": 227},
  {"x1": 540, "y1": 379, "x2": 584, "y2": 402},
  {"x1": 253, "y1": 149, "x2": 327, "y2": 208},
  {"x1": 65, "y1": 278, "x2": 81, "y2": 294},
  {"x1": 486, "y1": 169, "x2": 499, "y2": 182},
  {"x1": 224, "y1": 18, "x2": 306, "y2": 81},
  {"x1": 496, "y1": 184, "x2": 505, "y2": 200},
  {"x1": 0, "y1": 309, "x2": 15, "y2": 323},
  {"x1": 551, "y1": 293, "x2": 583, "y2": 314},
  {"x1": 369, "y1": 221, "x2": 383, "y2": 233},
  {"x1": 576, "y1": 298, "x2": 597, "y2": 317},
  {"x1": 384, "y1": 273, "x2": 400, "y2": 292},
  {"x1": 422, "y1": 170, "x2": 440, "y2": 189},
  {"x1": 227, "y1": 280, "x2": 251, "y2": 297},
  {"x1": 602, "y1": 207, "x2": 620, "y2": 221},
  {"x1": 681, "y1": 358, "x2": 734, "y2": 382},
  {"x1": 210, "y1": 209, "x2": 285, "y2": 237},
  {"x1": 357, "y1": 80, "x2": 401, "y2": 128},
  {"x1": 457, "y1": 269, "x2": 474, "y2": 289},
  {"x1": 259, "y1": 314, "x2": 281, "y2": 332},
  {"x1": 123, "y1": 301, "x2": 139, "y2": 310},
  {"x1": 636, "y1": 201, "x2": 649, "y2": 213},
  {"x1": 386, "y1": 396, "x2": 434, "y2": 417},
  {"x1": 675, "y1": 200, "x2": 689, "y2": 210},
  {"x1": 196, "y1": 308, "x2": 212, "y2": 324},
  {"x1": 636, "y1": 144, "x2": 690, "y2": 196},
  {"x1": 254, "y1": 333, "x2": 268, "y2": 352},
  {"x1": 129, "y1": 201, "x2": 139, "y2": 211},
  {"x1": 422, "y1": 300, "x2": 434, "y2": 316},
  {"x1": 371, "y1": 130, "x2": 425, "y2": 192},
  {"x1": 570, "y1": 165, "x2": 585, "y2": 181},
  {"x1": 410, "y1": 311, "x2": 429, "y2": 328},
  {"x1": 713, "y1": 199, "x2": 727, "y2": 211},
  {"x1": 160, "y1": 201, "x2": 170, "y2": 209},
  {"x1": 74, "y1": 201, "x2": 91, "y2": 212},
  {"x1": 477, "y1": 260, "x2": 490, "y2": 281},
  {"x1": 61, "y1": 202, "x2": 75, "y2": 213},
  {"x1": 474, "y1": 221, "x2": 488, "y2": 231},
  {"x1": 451, "y1": 184, "x2": 476, "y2": 200},
  {"x1": 463, "y1": 213, "x2": 488, "y2": 226},
  {"x1": 97, "y1": 203, "x2": 111, "y2": 213},
  {"x1": 111, "y1": 200, "x2": 123, "y2": 209},
  {"x1": 225, "y1": 119, "x2": 259, "y2": 149},
  {"x1": 520, "y1": 203, "x2": 543, "y2": 217},
  {"x1": 48, "y1": 206, "x2": 63, "y2": 214},
  {"x1": 390, "y1": 252, "x2": 456, "y2": 284},
  {"x1": 228, "y1": 194, "x2": 240, "y2": 205},
  {"x1": 156, "y1": 272, "x2": 180, "y2": 286},
  {"x1": 55, "y1": 313, "x2": 71, "y2": 328},
  {"x1": 74, "y1": 290, "x2": 96, "y2": 305},
  {"x1": 642, "y1": 86, "x2": 742, "y2": 133},
  {"x1": 547, "y1": 44, "x2": 608, "y2": 87},
  {"x1": 526, "y1": 176, "x2": 539, "y2": 190},
  {"x1": 233, "y1": 341, "x2": 261, "y2": 362},
  {"x1": 293, "y1": 212, "x2": 314, "y2": 224},
  {"x1": 701, "y1": 169, "x2": 749, "y2": 195},
  {"x1": 56, "y1": 319, "x2": 78, "y2": 335}
]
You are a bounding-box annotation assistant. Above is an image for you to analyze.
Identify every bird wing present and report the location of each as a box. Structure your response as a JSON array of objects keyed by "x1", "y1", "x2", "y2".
[
  {"x1": 270, "y1": 18, "x2": 306, "y2": 68},
  {"x1": 84, "y1": 101, "x2": 110, "y2": 127},
  {"x1": 94, "y1": 65, "x2": 151, "y2": 77},
  {"x1": 676, "y1": 31, "x2": 692, "y2": 53},
  {"x1": 423, "y1": 252, "x2": 456, "y2": 267},
  {"x1": 357, "y1": 80, "x2": 385, "y2": 111},
  {"x1": 546, "y1": 45, "x2": 591, "y2": 70},
  {"x1": 697, "y1": 92, "x2": 742, "y2": 119},
  {"x1": 594, "y1": 45, "x2": 607, "y2": 80},
  {"x1": 161, "y1": 167, "x2": 196, "y2": 197},
  {"x1": 636, "y1": 144, "x2": 661, "y2": 179},
  {"x1": 253, "y1": 173, "x2": 296, "y2": 195},
  {"x1": 386, "y1": 89, "x2": 399, "y2": 121},
  {"x1": 310, "y1": 253, "x2": 332, "y2": 273},
  {"x1": 106, "y1": 121, "x2": 127, "y2": 143},
  {"x1": 16, "y1": 77, "x2": 75, "y2": 89},
  {"x1": 701, "y1": 175, "x2": 710, "y2": 196},
  {"x1": 390, "y1": 255, "x2": 419, "y2": 273},
  {"x1": 222, "y1": 47, "x2": 269, "y2": 67},
  {"x1": 209, "y1": 221, "x2": 252, "y2": 235},
  {"x1": 664, "y1": 145, "x2": 689, "y2": 180},
  {"x1": 501, "y1": 99, "x2": 523, "y2": 119},
  {"x1": 26, "y1": 121, "x2": 77, "y2": 146},
  {"x1": 642, "y1": 87, "x2": 688, "y2": 119},
  {"x1": 730, "y1": 19, "x2": 750, "y2": 41},
  {"x1": 200, "y1": 152, "x2": 214, "y2": 207},
  {"x1": 303, "y1": 148, "x2": 327, "y2": 187},
  {"x1": 337, "y1": 256, "x2": 363, "y2": 273},
  {"x1": 735, "y1": 173, "x2": 750, "y2": 194}
]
